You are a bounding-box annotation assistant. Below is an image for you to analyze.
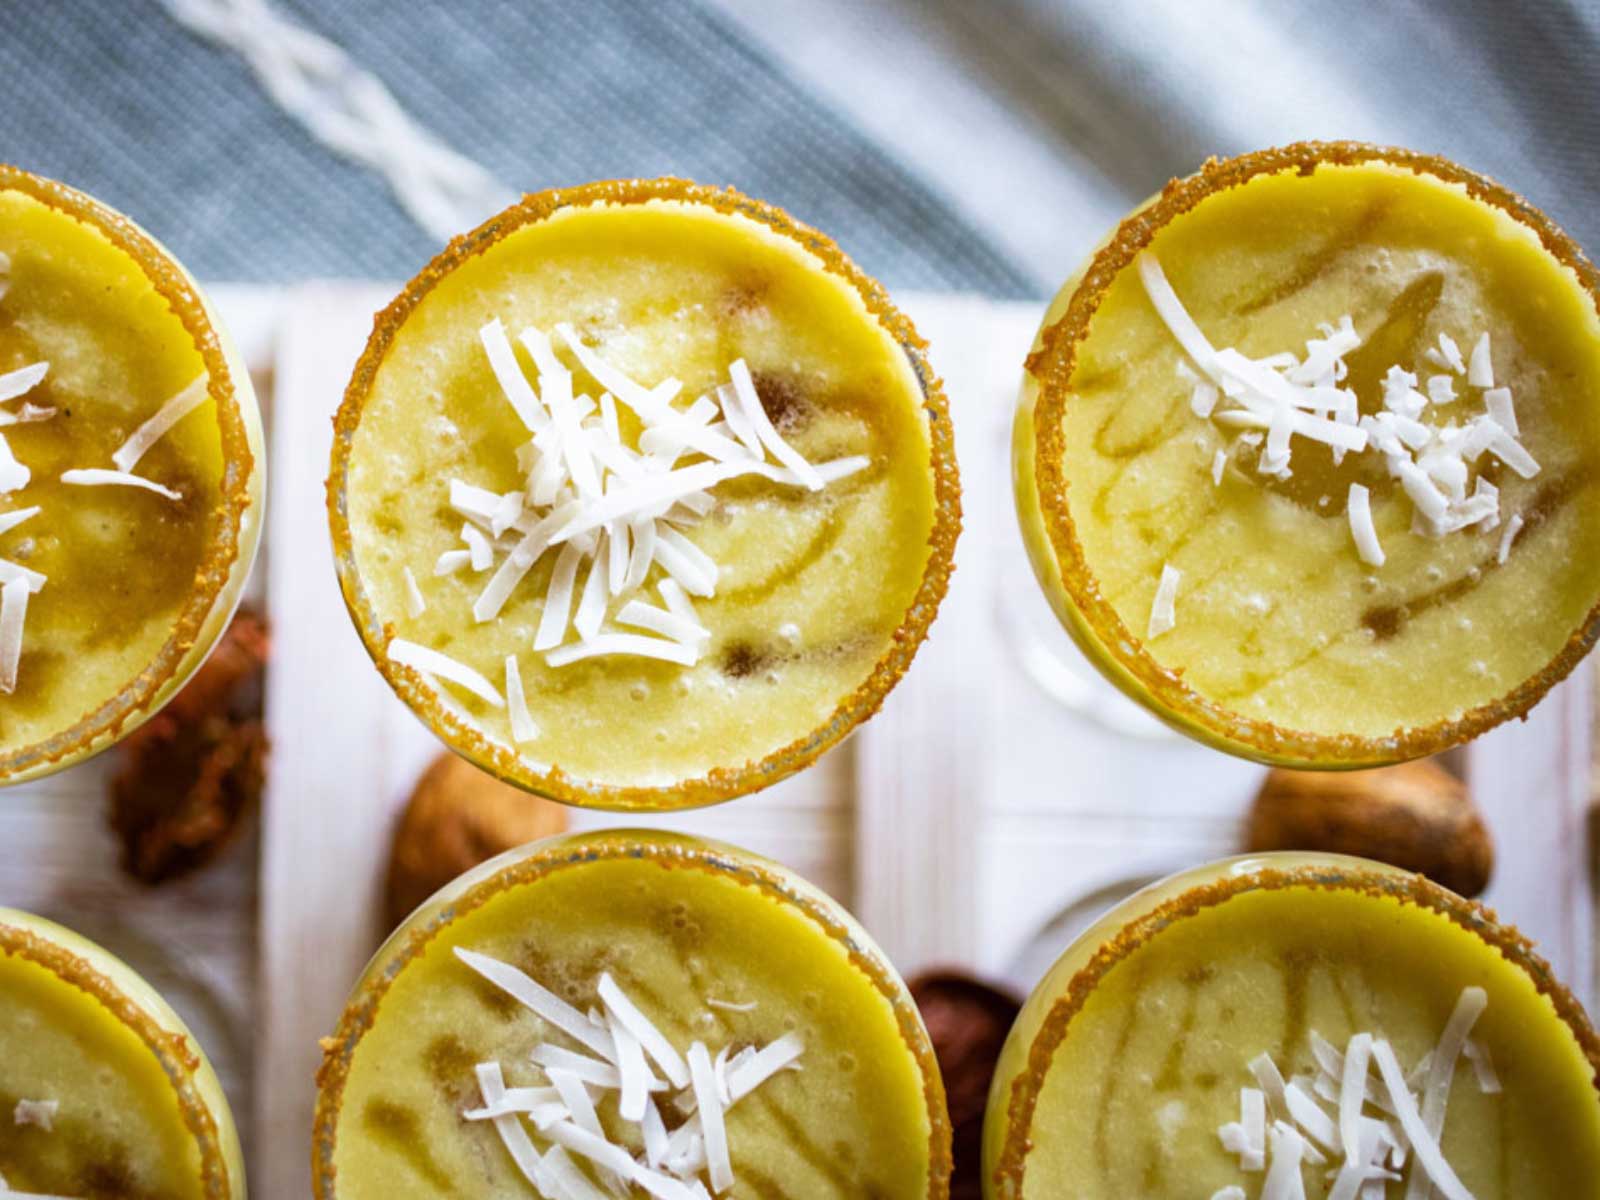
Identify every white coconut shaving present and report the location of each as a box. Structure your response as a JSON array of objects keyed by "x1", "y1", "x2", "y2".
[
  {"x1": 600, "y1": 972, "x2": 691, "y2": 1090},
  {"x1": 503, "y1": 654, "x2": 539, "y2": 743},
  {"x1": 1497, "y1": 513, "x2": 1523, "y2": 565},
  {"x1": 401, "y1": 566, "x2": 426, "y2": 617},
  {"x1": 435, "y1": 549, "x2": 470, "y2": 576},
  {"x1": 1346, "y1": 484, "x2": 1384, "y2": 567},
  {"x1": 0, "y1": 362, "x2": 48, "y2": 406},
  {"x1": 0, "y1": 577, "x2": 31, "y2": 695},
  {"x1": 1138, "y1": 262, "x2": 1543, "y2": 572},
  {"x1": 1461, "y1": 1038, "x2": 1501, "y2": 1095},
  {"x1": 0, "y1": 506, "x2": 39, "y2": 538},
  {"x1": 386, "y1": 638, "x2": 503, "y2": 708},
  {"x1": 1467, "y1": 333, "x2": 1494, "y2": 389},
  {"x1": 59, "y1": 469, "x2": 182, "y2": 502},
  {"x1": 459, "y1": 949, "x2": 803, "y2": 1196},
  {"x1": 1147, "y1": 563, "x2": 1180, "y2": 640},
  {"x1": 432, "y1": 316, "x2": 868, "y2": 699},
  {"x1": 12, "y1": 1098, "x2": 57, "y2": 1131},
  {"x1": 111, "y1": 374, "x2": 210, "y2": 472},
  {"x1": 687, "y1": 1042, "x2": 733, "y2": 1193},
  {"x1": 0, "y1": 434, "x2": 30, "y2": 495},
  {"x1": 1217, "y1": 988, "x2": 1496, "y2": 1200}
]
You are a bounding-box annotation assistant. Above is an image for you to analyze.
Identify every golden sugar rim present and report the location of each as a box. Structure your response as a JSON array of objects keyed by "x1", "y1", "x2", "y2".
[
  {"x1": 990, "y1": 860, "x2": 1600, "y2": 1191},
  {"x1": 0, "y1": 917, "x2": 237, "y2": 1198},
  {"x1": 309, "y1": 828, "x2": 953, "y2": 1198},
  {"x1": 326, "y1": 176, "x2": 960, "y2": 810},
  {"x1": 1025, "y1": 141, "x2": 1600, "y2": 766},
  {"x1": 0, "y1": 164, "x2": 258, "y2": 777}
]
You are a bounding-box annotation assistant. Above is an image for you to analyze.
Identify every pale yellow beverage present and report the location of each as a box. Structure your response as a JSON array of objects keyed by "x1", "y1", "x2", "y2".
[
  {"x1": 0, "y1": 166, "x2": 263, "y2": 782},
  {"x1": 313, "y1": 829, "x2": 951, "y2": 1198},
  {"x1": 1015, "y1": 143, "x2": 1600, "y2": 766},
  {"x1": 983, "y1": 854, "x2": 1600, "y2": 1199},
  {"x1": 329, "y1": 179, "x2": 958, "y2": 809},
  {"x1": 0, "y1": 907, "x2": 245, "y2": 1198}
]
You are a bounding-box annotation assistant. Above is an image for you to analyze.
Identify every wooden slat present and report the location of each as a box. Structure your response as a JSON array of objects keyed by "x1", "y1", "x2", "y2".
[
  {"x1": 1469, "y1": 665, "x2": 1596, "y2": 1010},
  {"x1": 256, "y1": 283, "x2": 432, "y2": 1200}
]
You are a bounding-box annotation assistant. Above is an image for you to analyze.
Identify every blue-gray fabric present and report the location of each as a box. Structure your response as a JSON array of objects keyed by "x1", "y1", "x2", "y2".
[
  {"x1": 6, "y1": 0, "x2": 1600, "y2": 300},
  {"x1": 0, "y1": 0, "x2": 1035, "y2": 295}
]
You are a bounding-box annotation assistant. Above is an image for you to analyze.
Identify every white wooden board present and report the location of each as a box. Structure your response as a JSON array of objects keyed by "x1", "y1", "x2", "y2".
[{"x1": 0, "y1": 283, "x2": 1590, "y2": 1200}]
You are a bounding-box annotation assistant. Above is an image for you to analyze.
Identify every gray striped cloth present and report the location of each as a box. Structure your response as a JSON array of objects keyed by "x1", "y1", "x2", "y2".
[
  {"x1": 6, "y1": 1, "x2": 1600, "y2": 299},
  {"x1": 0, "y1": 0, "x2": 1033, "y2": 295}
]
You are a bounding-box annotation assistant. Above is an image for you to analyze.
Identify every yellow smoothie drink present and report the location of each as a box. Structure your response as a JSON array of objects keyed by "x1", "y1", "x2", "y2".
[
  {"x1": 0, "y1": 908, "x2": 245, "y2": 1198},
  {"x1": 0, "y1": 166, "x2": 263, "y2": 782},
  {"x1": 329, "y1": 179, "x2": 958, "y2": 809},
  {"x1": 1015, "y1": 143, "x2": 1600, "y2": 766},
  {"x1": 313, "y1": 830, "x2": 951, "y2": 1198},
  {"x1": 983, "y1": 853, "x2": 1600, "y2": 1199}
]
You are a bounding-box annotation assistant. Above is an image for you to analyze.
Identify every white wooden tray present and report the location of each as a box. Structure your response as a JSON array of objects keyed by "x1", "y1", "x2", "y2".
[{"x1": 0, "y1": 283, "x2": 1591, "y2": 1200}]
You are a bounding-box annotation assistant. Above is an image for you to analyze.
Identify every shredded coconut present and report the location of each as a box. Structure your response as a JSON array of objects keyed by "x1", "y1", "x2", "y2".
[{"x1": 1147, "y1": 563, "x2": 1180, "y2": 640}]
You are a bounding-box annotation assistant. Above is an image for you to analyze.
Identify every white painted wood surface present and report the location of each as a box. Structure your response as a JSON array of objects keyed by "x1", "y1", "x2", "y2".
[{"x1": 0, "y1": 284, "x2": 1592, "y2": 1200}]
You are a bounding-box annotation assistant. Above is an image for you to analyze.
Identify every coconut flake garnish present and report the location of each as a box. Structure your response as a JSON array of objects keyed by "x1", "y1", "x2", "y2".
[
  {"x1": 687, "y1": 1043, "x2": 732, "y2": 1193},
  {"x1": 545, "y1": 634, "x2": 699, "y2": 669},
  {"x1": 12, "y1": 1098, "x2": 58, "y2": 1131},
  {"x1": 1403, "y1": 987, "x2": 1486, "y2": 1200},
  {"x1": 722, "y1": 1031, "x2": 803, "y2": 1102},
  {"x1": 1138, "y1": 254, "x2": 1544, "y2": 570},
  {"x1": 1261, "y1": 1122, "x2": 1306, "y2": 1200},
  {"x1": 0, "y1": 434, "x2": 30, "y2": 496},
  {"x1": 112, "y1": 374, "x2": 209, "y2": 472},
  {"x1": 480, "y1": 319, "x2": 550, "y2": 433},
  {"x1": 0, "y1": 362, "x2": 48, "y2": 405},
  {"x1": 1461, "y1": 1038, "x2": 1501, "y2": 1095},
  {"x1": 1339, "y1": 1031, "x2": 1372, "y2": 1166},
  {"x1": 473, "y1": 1062, "x2": 554, "y2": 1194},
  {"x1": 543, "y1": 1144, "x2": 610, "y2": 1200},
  {"x1": 387, "y1": 638, "x2": 504, "y2": 708},
  {"x1": 1147, "y1": 563, "x2": 1180, "y2": 640},
  {"x1": 0, "y1": 559, "x2": 46, "y2": 595},
  {"x1": 456, "y1": 948, "x2": 617, "y2": 1061},
  {"x1": 435, "y1": 549, "x2": 470, "y2": 576},
  {"x1": 600, "y1": 972, "x2": 691, "y2": 1090},
  {"x1": 0, "y1": 505, "x2": 39, "y2": 539},
  {"x1": 1219, "y1": 988, "x2": 1494, "y2": 1200},
  {"x1": 504, "y1": 655, "x2": 539, "y2": 743},
  {"x1": 462, "y1": 523, "x2": 494, "y2": 572},
  {"x1": 0, "y1": 577, "x2": 31, "y2": 694},
  {"x1": 1372, "y1": 1038, "x2": 1474, "y2": 1200},
  {"x1": 1496, "y1": 513, "x2": 1523, "y2": 565},
  {"x1": 458, "y1": 951, "x2": 802, "y2": 1196},
  {"x1": 401, "y1": 566, "x2": 426, "y2": 617},
  {"x1": 1467, "y1": 333, "x2": 1494, "y2": 389},
  {"x1": 425, "y1": 318, "x2": 866, "y2": 710},
  {"x1": 59, "y1": 469, "x2": 181, "y2": 502},
  {"x1": 1482, "y1": 387, "x2": 1517, "y2": 437},
  {"x1": 1347, "y1": 484, "x2": 1384, "y2": 567}
]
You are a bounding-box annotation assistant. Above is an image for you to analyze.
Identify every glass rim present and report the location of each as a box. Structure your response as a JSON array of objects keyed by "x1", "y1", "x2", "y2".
[
  {"x1": 0, "y1": 164, "x2": 263, "y2": 783},
  {"x1": 0, "y1": 907, "x2": 242, "y2": 1198},
  {"x1": 310, "y1": 827, "x2": 953, "y2": 1198},
  {"x1": 987, "y1": 850, "x2": 1600, "y2": 1192},
  {"x1": 1021, "y1": 140, "x2": 1600, "y2": 768},
  {"x1": 325, "y1": 177, "x2": 962, "y2": 811}
]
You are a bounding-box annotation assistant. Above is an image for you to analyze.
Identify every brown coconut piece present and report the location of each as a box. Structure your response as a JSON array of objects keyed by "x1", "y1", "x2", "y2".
[
  {"x1": 1246, "y1": 759, "x2": 1493, "y2": 897},
  {"x1": 384, "y1": 751, "x2": 567, "y2": 929}
]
